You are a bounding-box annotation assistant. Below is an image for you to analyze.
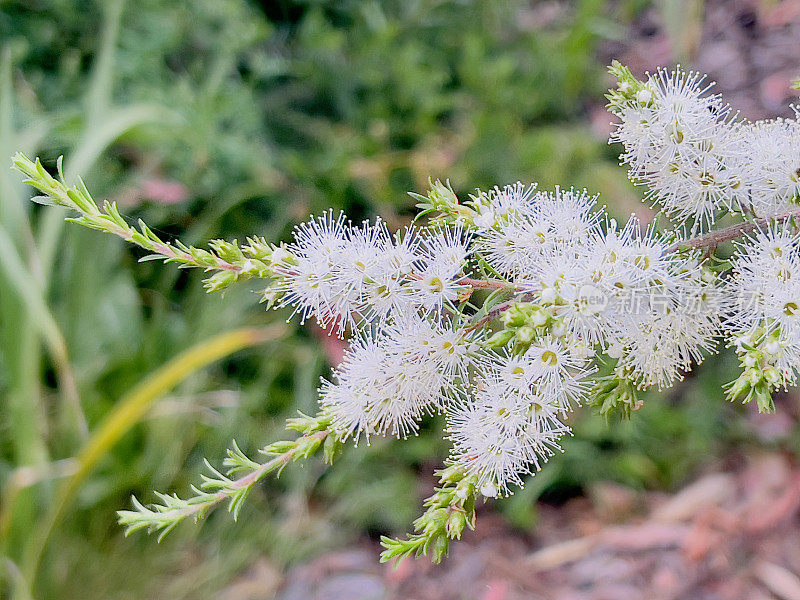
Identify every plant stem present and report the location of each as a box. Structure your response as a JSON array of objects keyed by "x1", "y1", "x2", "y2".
[
  {"x1": 466, "y1": 297, "x2": 529, "y2": 332},
  {"x1": 129, "y1": 429, "x2": 330, "y2": 526},
  {"x1": 461, "y1": 277, "x2": 510, "y2": 290},
  {"x1": 668, "y1": 206, "x2": 800, "y2": 253},
  {"x1": 186, "y1": 430, "x2": 329, "y2": 517}
]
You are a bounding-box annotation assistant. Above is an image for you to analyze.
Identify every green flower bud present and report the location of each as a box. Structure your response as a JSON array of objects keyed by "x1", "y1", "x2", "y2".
[
  {"x1": 516, "y1": 326, "x2": 535, "y2": 344},
  {"x1": 445, "y1": 510, "x2": 467, "y2": 539},
  {"x1": 203, "y1": 270, "x2": 238, "y2": 292},
  {"x1": 486, "y1": 329, "x2": 514, "y2": 348}
]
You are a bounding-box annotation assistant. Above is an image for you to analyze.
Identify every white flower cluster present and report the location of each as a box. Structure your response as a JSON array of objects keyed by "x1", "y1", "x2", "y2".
[
  {"x1": 726, "y1": 225, "x2": 800, "y2": 395},
  {"x1": 320, "y1": 315, "x2": 476, "y2": 441},
  {"x1": 448, "y1": 341, "x2": 585, "y2": 497},
  {"x1": 271, "y1": 211, "x2": 470, "y2": 334},
  {"x1": 270, "y1": 181, "x2": 723, "y2": 496},
  {"x1": 476, "y1": 185, "x2": 721, "y2": 389},
  {"x1": 15, "y1": 64, "x2": 800, "y2": 557},
  {"x1": 609, "y1": 66, "x2": 800, "y2": 228},
  {"x1": 255, "y1": 64, "x2": 799, "y2": 499},
  {"x1": 607, "y1": 63, "x2": 800, "y2": 410}
]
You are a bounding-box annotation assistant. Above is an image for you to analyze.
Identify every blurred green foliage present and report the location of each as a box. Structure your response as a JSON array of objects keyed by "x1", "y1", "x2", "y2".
[{"x1": 0, "y1": 1, "x2": 781, "y2": 598}]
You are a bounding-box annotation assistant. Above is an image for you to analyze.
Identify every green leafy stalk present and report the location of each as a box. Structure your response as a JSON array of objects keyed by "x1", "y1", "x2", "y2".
[
  {"x1": 606, "y1": 59, "x2": 652, "y2": 109},
  {"x1": 590, "y1": 370, "x2": 642, "y2": 420},
  {"x1": 410, "y1": 178, "x2": 474, "y2": 226},
  {"x1": 380, "y1": 463, "x2": 478, "y2": 564},
  {"x1": 117, "y1": 412, "x2": 341, "y2": 540},
  {"x1": 12, "y1": 153, "x2": 280, "y2": 292},
  {"x1": 724, "y1": 330, "x2": 783, "y2": 413}
]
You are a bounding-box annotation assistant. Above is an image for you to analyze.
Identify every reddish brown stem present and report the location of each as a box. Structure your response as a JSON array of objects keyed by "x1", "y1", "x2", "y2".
[
  {"x1": 668, "y1": 206, "x2": 800, "y2": 253},
  {"x1": 461, "y1": 277, "x2": 510, "y2": 290},
  {"x1": 465, "y1": 295, "x2": 533, "y2": 332}
]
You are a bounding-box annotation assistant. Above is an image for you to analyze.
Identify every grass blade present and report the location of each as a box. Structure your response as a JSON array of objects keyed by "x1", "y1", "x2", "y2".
[
  {"x1": 0, "y1": 221, "x2": 84, "y2": 437},
  {"x1": 19, "y1": 323, "x2": 288, "y2": 589}
]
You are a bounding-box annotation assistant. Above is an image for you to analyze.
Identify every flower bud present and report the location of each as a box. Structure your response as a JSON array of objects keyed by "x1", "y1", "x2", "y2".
[
  {"x1": 516, "y1": 326, "x2": 535, "y2": 344},
  {"x1": 486, "y1": 329, "x2": 514, "y2": 348},
  {"x1": 531, "y1": 310, "x2": 549, "y2": 327},
  {"x1": 636, "y1": 88, "x2": 652, "y2": 104},
  {"x1": 480, "y1": 481, "x2": 499, "y2": 498},
  {"x1": 764, "y1": 367, "x2": 782, "y2": 386},
  {"x1": 539, "y1": 286, "x2": 557, "y2": 304},
  {"x1": 445, "y1": 510, "x2": 467, "y2": 539}
]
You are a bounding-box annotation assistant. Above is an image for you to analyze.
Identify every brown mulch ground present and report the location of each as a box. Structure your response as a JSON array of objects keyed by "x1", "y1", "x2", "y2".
[
  {"x1": 601, "y1": 0, "x2": 800, "y2": 120},
  {"x1": 224, "y1": 452, "x2": 800, "y2": 600}
]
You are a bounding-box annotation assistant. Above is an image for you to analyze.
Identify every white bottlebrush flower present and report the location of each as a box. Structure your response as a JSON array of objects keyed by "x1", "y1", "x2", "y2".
[
  {"x1": 477, "y1": 186, "x2": 601, "y2": 279},
  {"x1": 448, "y1": 397, "x2": 532, "y2": 496},
  {"x1": 412, "y1": 226, "x2": 471, "y2": 312},
  {"x1": 318, "y1": 332, "x2": 390, "y2": 441},
  {"x1": 609, "y1": 67, "x2": 742, "y2": 228},
  {"x1": 273, "y1": 210, "x2": 357, "y2": 333},
  {"x1": 508, "y1": 214, "x2": 714, "y2": 355},
  {"x1": 360, "y1": 227, "x2": 421, "y2": 325},
  {"x1": 585, "y1": 219, "x2": 723, "y2": 388},
  {"x1": 642, "y1": 137, "x2": 745, "y2": 227},
  {"x1": 615, "y1": 301, "x2": 721, "y2": 389},
  {"x1": 581, "y1": 216, "x2": 676, "y2": 292},
  {"x1": 471, "y1": 182, "x2": 538, "y2": 229},
  {"x1": 735, "y1": 119, "x2": 800, "y2": 215},
  {"x1": 334, "y1": 217, "x2": 394, "y2": 302},
  {"x1": 275, "y1": 214, "x2": 474, "y2": 332},
  {"x1": 320, "y1": 315, "x2": 480, "y2": 442},
  {"x1": 534, "y1": 187, "x2": 603, "y2": 246},
  {"x1": 448, "y1": 361, "x2": 570, "y2": 497},
  {"x1": 477, "y1": 213, "x2": 548, "y2": 277},
  {"x1": 609, "y1": 67, "x2": 726, "y2": 165},
  {"x1": 483, "y1": 339, "x2": 595, "y2": 412},
  {"x1": 522, "y1": 337, "x2": 596, "y2": 405},
  {"x1": 384, "y1": 313, "x2": 480, "y2": 385},
  {"x1": 727, "y1": 224, "x2": 800, "y2": 339},
  {"x1": 515, "y1": 251, "x2": 613, "y2": 346}
]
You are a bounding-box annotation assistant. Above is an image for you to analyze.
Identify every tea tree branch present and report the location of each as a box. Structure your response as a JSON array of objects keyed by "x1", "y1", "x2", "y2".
[
  {"x1": 668, "y1": 206, "x2": 800, "y2": 253},
  {"x1": 12, "y1": 153, "x2": 277, "y2": 292},
  {"x1": 117, "y1": 412, "x2": 340, "y2": 539},
  {"x1": 380, "y1": 464, "x2": 478, "y2": 564}
]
